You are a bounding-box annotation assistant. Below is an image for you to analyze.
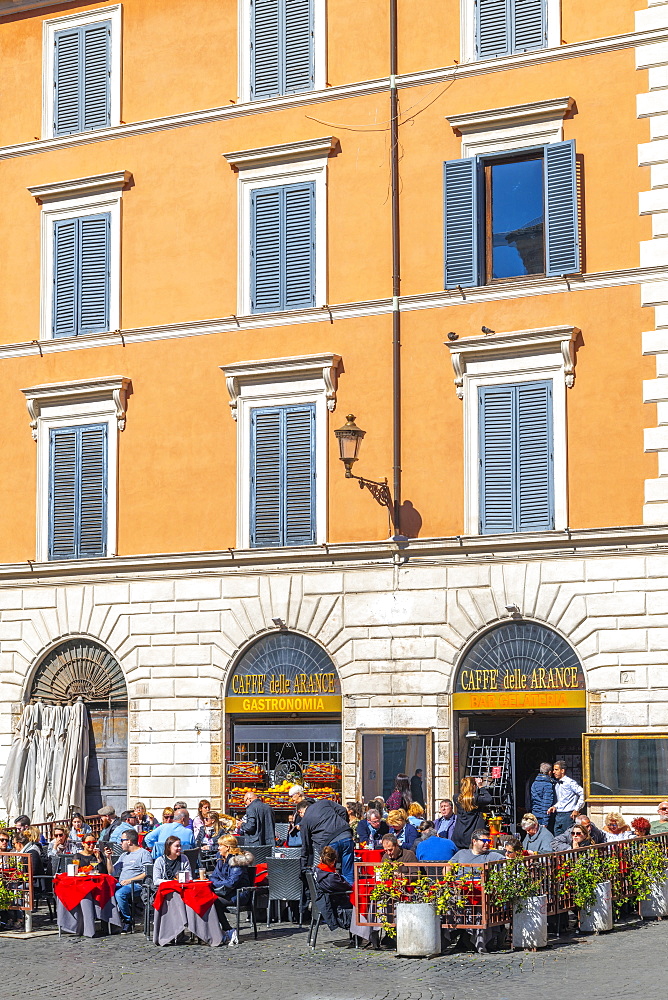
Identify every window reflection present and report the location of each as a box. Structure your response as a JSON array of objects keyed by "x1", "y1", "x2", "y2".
[{"x1": 489, "y1": 157, "x2": 544, "y2": 279}]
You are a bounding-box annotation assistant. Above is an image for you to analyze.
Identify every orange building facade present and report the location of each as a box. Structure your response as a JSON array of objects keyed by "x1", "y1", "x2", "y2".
[{"x1": 0, "y1": 0, "x2": 667, "y2": 827}]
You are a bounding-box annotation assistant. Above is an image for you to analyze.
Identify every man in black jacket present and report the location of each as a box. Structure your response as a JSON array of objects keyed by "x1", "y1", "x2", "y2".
[
  {"x1": 301, "y1": 797, "x2": 354, "y2": 883},
  {"x1": 239, "y1": 791, "x2": 275, "y2": 846}
]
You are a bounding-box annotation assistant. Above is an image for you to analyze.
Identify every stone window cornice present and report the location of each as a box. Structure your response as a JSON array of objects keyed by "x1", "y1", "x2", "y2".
[
  {"x1": 221, "y1": 354, "x2": 341, "y2": 420},
  {"x1": 21, "y1": 376, "x2": 132, "y2": 440}
]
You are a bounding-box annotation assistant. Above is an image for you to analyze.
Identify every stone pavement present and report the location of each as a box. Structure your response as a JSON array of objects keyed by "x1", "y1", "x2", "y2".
[{"x1": 0, "y1": 918, "x2": 665, "y2": 999}]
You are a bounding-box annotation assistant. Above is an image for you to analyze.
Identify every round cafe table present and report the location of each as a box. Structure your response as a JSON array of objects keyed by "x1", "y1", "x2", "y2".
[
  {"x1": 152, "y1": 879, "x2": 223, "y2": 947},
  {"x1": 54, "y1": 873, "x2": 122, "y2": 937}
]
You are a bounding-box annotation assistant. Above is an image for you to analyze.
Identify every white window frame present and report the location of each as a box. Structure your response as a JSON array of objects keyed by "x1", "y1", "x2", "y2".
[
  {"x1": 448, "y1": 328, "x2": 576, "y2": 536},
  {"x1": 238, "y1": 0, "x2": 326, "y2": 103},
  {"x1": 21, "y1": 378, "x2": 131, "y2": 562},
  {"x1": 42, "y1": 4, "x2": 122, "y2": 140},
  {"x1": 460, "y1": 0, "x2": 560, "y2": 65},
  {"x1": 29, "y1": 172, "x2": 130, "y2": 342},
  {"x1": 221, "y1": 355, "x2": 341, "y2": 548},
  {"x1": 226, "y1": 142, "x2": 331, "y2": 316}
]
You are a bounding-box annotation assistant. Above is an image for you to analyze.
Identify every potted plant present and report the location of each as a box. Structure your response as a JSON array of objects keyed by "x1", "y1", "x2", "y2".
[
  {"x1": 629, "y1": 840, "x2": 668, "y2": 918},
  {"x1": 369, "y1": 862, "x2": 461, "y2": 956},
  {"x1": 559, "y1": 850, "x2": 616, "y2": 933},
  {"x1": 485, "y1": 858, "x2": 545, "y2": 950}
]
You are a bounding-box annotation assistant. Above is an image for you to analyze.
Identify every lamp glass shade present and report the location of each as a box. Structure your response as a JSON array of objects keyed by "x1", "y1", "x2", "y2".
[{"x1": 334, "y1": 414, "x2": 366, "y2": 470}]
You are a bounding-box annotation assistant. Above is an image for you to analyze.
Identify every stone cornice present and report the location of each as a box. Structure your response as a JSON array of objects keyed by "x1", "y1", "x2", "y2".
[
  {"x1": 28, "y1": 171, "x2": 132, "y2": 203},
  {"x1": 223, "y1": 136, "x2": 338, "y2": 170},
  {"x1": 0, "y1": 264, "x2": 662, "y2": 362},
  {"x1": 0, "y1": 28, "x2": 664, "y2": 162},
  {"x1": 447, "y1": 97, "x2": 574, "y2": 134},
  {"x1": 447, "y1": 325, "x2": 579, "y2": 398},
  {"x1": 221, "y1": 354, "x2": 342, "y2": 419},
  {"x1": 21, "y1": 376, "x2": 132, "y2": 439},
  {"x1": 1, "y1": 525, "x2": 668, "y2": 583}
]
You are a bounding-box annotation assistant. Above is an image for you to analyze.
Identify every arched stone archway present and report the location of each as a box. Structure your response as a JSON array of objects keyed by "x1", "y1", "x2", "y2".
[{"x1": 30, "y1": 638, "x2": 128, "y2": 815}]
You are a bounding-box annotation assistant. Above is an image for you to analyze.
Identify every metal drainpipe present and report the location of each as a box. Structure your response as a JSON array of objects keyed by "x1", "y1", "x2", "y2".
[{"x1": 390, "y1": 0, "x2": 401, "y2": 535}]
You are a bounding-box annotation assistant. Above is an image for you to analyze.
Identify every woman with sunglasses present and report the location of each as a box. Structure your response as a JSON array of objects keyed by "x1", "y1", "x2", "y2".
[
  {"x1": 73, "y1": 835, "x2": 105, "y2": 874},
  {"x1": 48, "y1": 826, "x2": 72, "y2": 857},
  {"x1": 570, "y1": 824, "x2": 593, "y2": 849}
]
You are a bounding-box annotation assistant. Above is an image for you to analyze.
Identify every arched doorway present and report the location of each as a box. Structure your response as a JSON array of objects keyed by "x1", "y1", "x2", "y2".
[
  {"x1": 224, "y1": 632, "x2": 342, "y2": 814},
  {"x1": 30, "y1": 639, "x2": 128, "y2": 815},
  {"x1": 453, "y1": 621, "x2": 586, "y2": 828}
]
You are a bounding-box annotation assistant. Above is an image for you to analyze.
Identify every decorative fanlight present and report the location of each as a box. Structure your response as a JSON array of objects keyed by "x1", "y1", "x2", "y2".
[{"x1": 30, "y1": 639, "x2": 127, "y2": 705}]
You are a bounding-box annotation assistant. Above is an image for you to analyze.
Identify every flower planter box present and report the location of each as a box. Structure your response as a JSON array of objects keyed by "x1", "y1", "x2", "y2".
[
  {"x1": 639, "y1": 878, "x2": 668, "y2": 919},
  {"x1": 511, "y1": 894, "x2": 548, "y2": 950},
  {"x1": 579, "y1": 880, "x2": 613, "y2": 933},
  {"x1": 395, "y1": 902, "x2": 441, "y2": 957}
]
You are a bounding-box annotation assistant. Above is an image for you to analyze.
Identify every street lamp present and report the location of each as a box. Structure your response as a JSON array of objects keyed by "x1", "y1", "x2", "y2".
[{"x1": 334, "y1": 414, "x2": 395, "y2": 527}]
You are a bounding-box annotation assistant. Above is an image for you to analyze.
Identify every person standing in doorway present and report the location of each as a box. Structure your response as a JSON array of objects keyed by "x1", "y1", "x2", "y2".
[
  {"x1": 547, "y1": 760, "x2": 584, "y2": 837},
  {"x1": 530, "y1": 763, "x2": 556, "y2": 828},
  {"x1": 410, "y1": 769, "x2": 425, "y2": 807}
]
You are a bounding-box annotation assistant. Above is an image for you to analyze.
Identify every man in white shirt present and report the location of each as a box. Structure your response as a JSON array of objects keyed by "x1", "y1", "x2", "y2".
[{"x1": 547, "y1": 760, "x2": 585, "y2": 836}]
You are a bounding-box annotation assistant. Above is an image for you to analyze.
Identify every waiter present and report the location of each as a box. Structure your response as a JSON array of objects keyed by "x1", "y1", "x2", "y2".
[{"x1": 547, "y1": 760, "x2": 585, "y2": 836}]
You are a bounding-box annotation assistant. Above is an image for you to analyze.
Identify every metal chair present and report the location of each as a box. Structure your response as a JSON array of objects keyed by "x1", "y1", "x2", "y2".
[
  {"x1": 274, "y1": 822, "x2": 289, "y2": 844},
  {"x1": 248, "y1": 845, "x2": 273, "y2": 865},
  {"x1": 265, "y1": 857, "x2": 305, "y2": 928},
  {"x1": 214, "y1": 866, "x2": 261, "y2": 942},
  {"x1": 142, "y1": 862, "x2": 156, "y2": 940},
  {"x1": 273, "y1": 846, "x2": 301, "y2": 859},
  {"x1": 184, "y1": 848, "x2": 201, "y2": 874},
  {"x1": 305, "y1": 871, "x2": 326, "y2": 948}
]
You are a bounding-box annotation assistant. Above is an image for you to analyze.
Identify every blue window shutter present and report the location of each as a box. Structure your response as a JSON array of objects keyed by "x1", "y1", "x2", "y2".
[
  {"x1": 284, "y1": 182, "x2": 315, "y2": 308},
  {"x1": 476, "y1": 0, "x2": 510, "y2": 58},
  {"x1": 512, "y1": 0, "x2": 546, "y2": 52},
  {"x1": 251, "y1": 188, "x2": 282, "y2": 313},
  {"x1": 53, "y1": 219, "x2": 79, "y2": 339},
  {"x1": 479, "y1": 385, "x2": 515, "y2": 534},
  {"x1": 251, "y1": 409, "x2": 283, "y2": 547},
  {"x1": 82, "y1": 22, "x2": 111, "y2": 131},
  {"x1": 516, "y1": 381, "x2": 553, "y2": 531},
  {"x1": 284, "y1": 405, "x2": 316, "y2": 545},
  {"x1": 284, "y1": 0, "x2": 314, "y2": 93},
  {"x1": 78, "y1": 424, "x2": 108, "y2": 557},
  {"x1": 54, "y1": 27, "x2": 81, "y2": 136},
  {"x1": 544, "y1": 140, "x2": 580, "y2": 276},
  {"x1": 251, "y1": 0, "x2": 281, "y2": 99},
  {"x1": 79, "y1": 214, "x2": 110, "y2": 334},
  {"x1": 444, "y1": 158, "x2": 480, "y2": 289},
  {"x1": 49, "y1": 428, "x2": 78, "y2": 559}
]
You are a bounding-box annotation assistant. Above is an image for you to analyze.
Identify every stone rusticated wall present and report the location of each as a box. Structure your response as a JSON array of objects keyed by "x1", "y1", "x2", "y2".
[{"x1": 0, "y1": 548, "x2": 667, "y2": 814}]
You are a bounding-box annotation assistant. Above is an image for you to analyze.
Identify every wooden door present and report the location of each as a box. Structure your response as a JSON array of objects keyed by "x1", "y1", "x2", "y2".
[{"x1": 85, "y1": 708, "x2": 128, "y2": 814}]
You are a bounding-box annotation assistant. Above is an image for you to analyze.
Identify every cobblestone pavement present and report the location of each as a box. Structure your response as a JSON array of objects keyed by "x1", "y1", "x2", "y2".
[{"x1": 0, "y1": 918, "x2": 665, "y2": 999}]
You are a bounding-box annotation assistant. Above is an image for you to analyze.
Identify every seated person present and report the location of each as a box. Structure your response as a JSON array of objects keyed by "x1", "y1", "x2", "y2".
[
  {"x1": 448, "y1": 829, "x2": 505, "y2": 868},
  {"x1": 313, "y1": 844, "x2": 353, "y2": 931},
  {"x1": 387, "y1": 809, "x2": 419, "y2": 849},
  {"x1": 103, "y1": 829, "x2": 152, "y2": 932},
  {"x1": 12, "y1": 832, "x2": 44, "y2": 877},
  {"x1": 602, "y1": 812, "x2": 634, "y2": 842},
  {"x1": 196, "y1": 811, "x2": 224, "y2": 849},
  {"x1": 144, "y1": 809, "x2": 196, "y2": 859},
  {"x1": 415, "y1": 825, "x2": 457, "y2": 862},
  {"x1": 551, "y1": 813, "x2": 605, "y2": 852},
  {"x1": 496, "y1": 834, "x2": 527, "y2": 859},
  {"x1": 48, "y1": 826, "x2": 73, "y2": 858},
  {"x1": 208, "y1": 835, "x2": 254, "y2": 948},
  {"x1": 407, "y1": 803, "x2": 425, "y2": 828},
  {"x1": 153, "y1": 836, "x2": 192, "y2": 884},
  {"x1": 356, "y1": 809, "x2": 389, "y2": 847},
  {"x1": 381, "y1": 833, "x2": 417, "y2": 872},
  {"x1": 521, "y1": 813, "x2": 555, "y2": 854},
  {"x1": 567, "y1": 823, "x2": 594, "y2": 850},
  {"x1": 109, "y1": 810, "x2": 137, "y2": 845},
  {"x1": 631, "y1": 817, "x2": 651, "y2": 838},
  {"x1": 73, "y1": 834, "x2": 105, "y2": 874},
  {"x1": 68, "y1": 813, "x2": 92, "y2": 848}
]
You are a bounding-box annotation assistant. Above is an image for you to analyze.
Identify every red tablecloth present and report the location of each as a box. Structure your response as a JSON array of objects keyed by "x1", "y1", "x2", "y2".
[
  {"x1": 153, "y1": 879, "x2": 217, "y2": 917},
  {"x1": 54, "y1": 874, "x2": 117, "y2": 911}
]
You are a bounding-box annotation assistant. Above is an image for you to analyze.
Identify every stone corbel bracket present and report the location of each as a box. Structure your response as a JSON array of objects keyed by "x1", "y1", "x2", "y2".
[
  {"x1": 221, "y1": 354, "x2": 342, "y2": 420},
  {"x1": 448, "y1": 326, "x2": 579, "y2": 399},
  {"x1": 21, "y1": 376, "x2": 132, "y2": 440}
]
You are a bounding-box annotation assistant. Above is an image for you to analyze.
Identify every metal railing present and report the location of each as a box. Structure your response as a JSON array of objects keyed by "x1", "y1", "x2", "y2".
[{"x1": 353, "y1": 833, "x2": 668, "y2": 932}]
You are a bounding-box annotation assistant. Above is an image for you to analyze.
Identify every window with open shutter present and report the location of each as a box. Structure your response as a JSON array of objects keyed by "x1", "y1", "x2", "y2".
[
  {"x1": 476, "y1": 0, "x2": 545, "y2": 59},
  {"x1": 54, "y1": 21, "x2": 111, "y2": 136},
  {"x1": 251, "y1": 182, "x2": 315, "y2": 313},
  {"x1": 53, "y1": 213, "x2": 110, "y2": 338},
  {"x1": 479, "y1": 381, "x2": 553, "y2": 534},
  {"x1": 49, "y1": 424, "x2": 107, "y2": 560},
  {"x1": 250, "y1": 404, "x2": 316, "y2": 547},
  {"x1": 251, "y1": 0, "x2": 314, "y2": 99}
]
